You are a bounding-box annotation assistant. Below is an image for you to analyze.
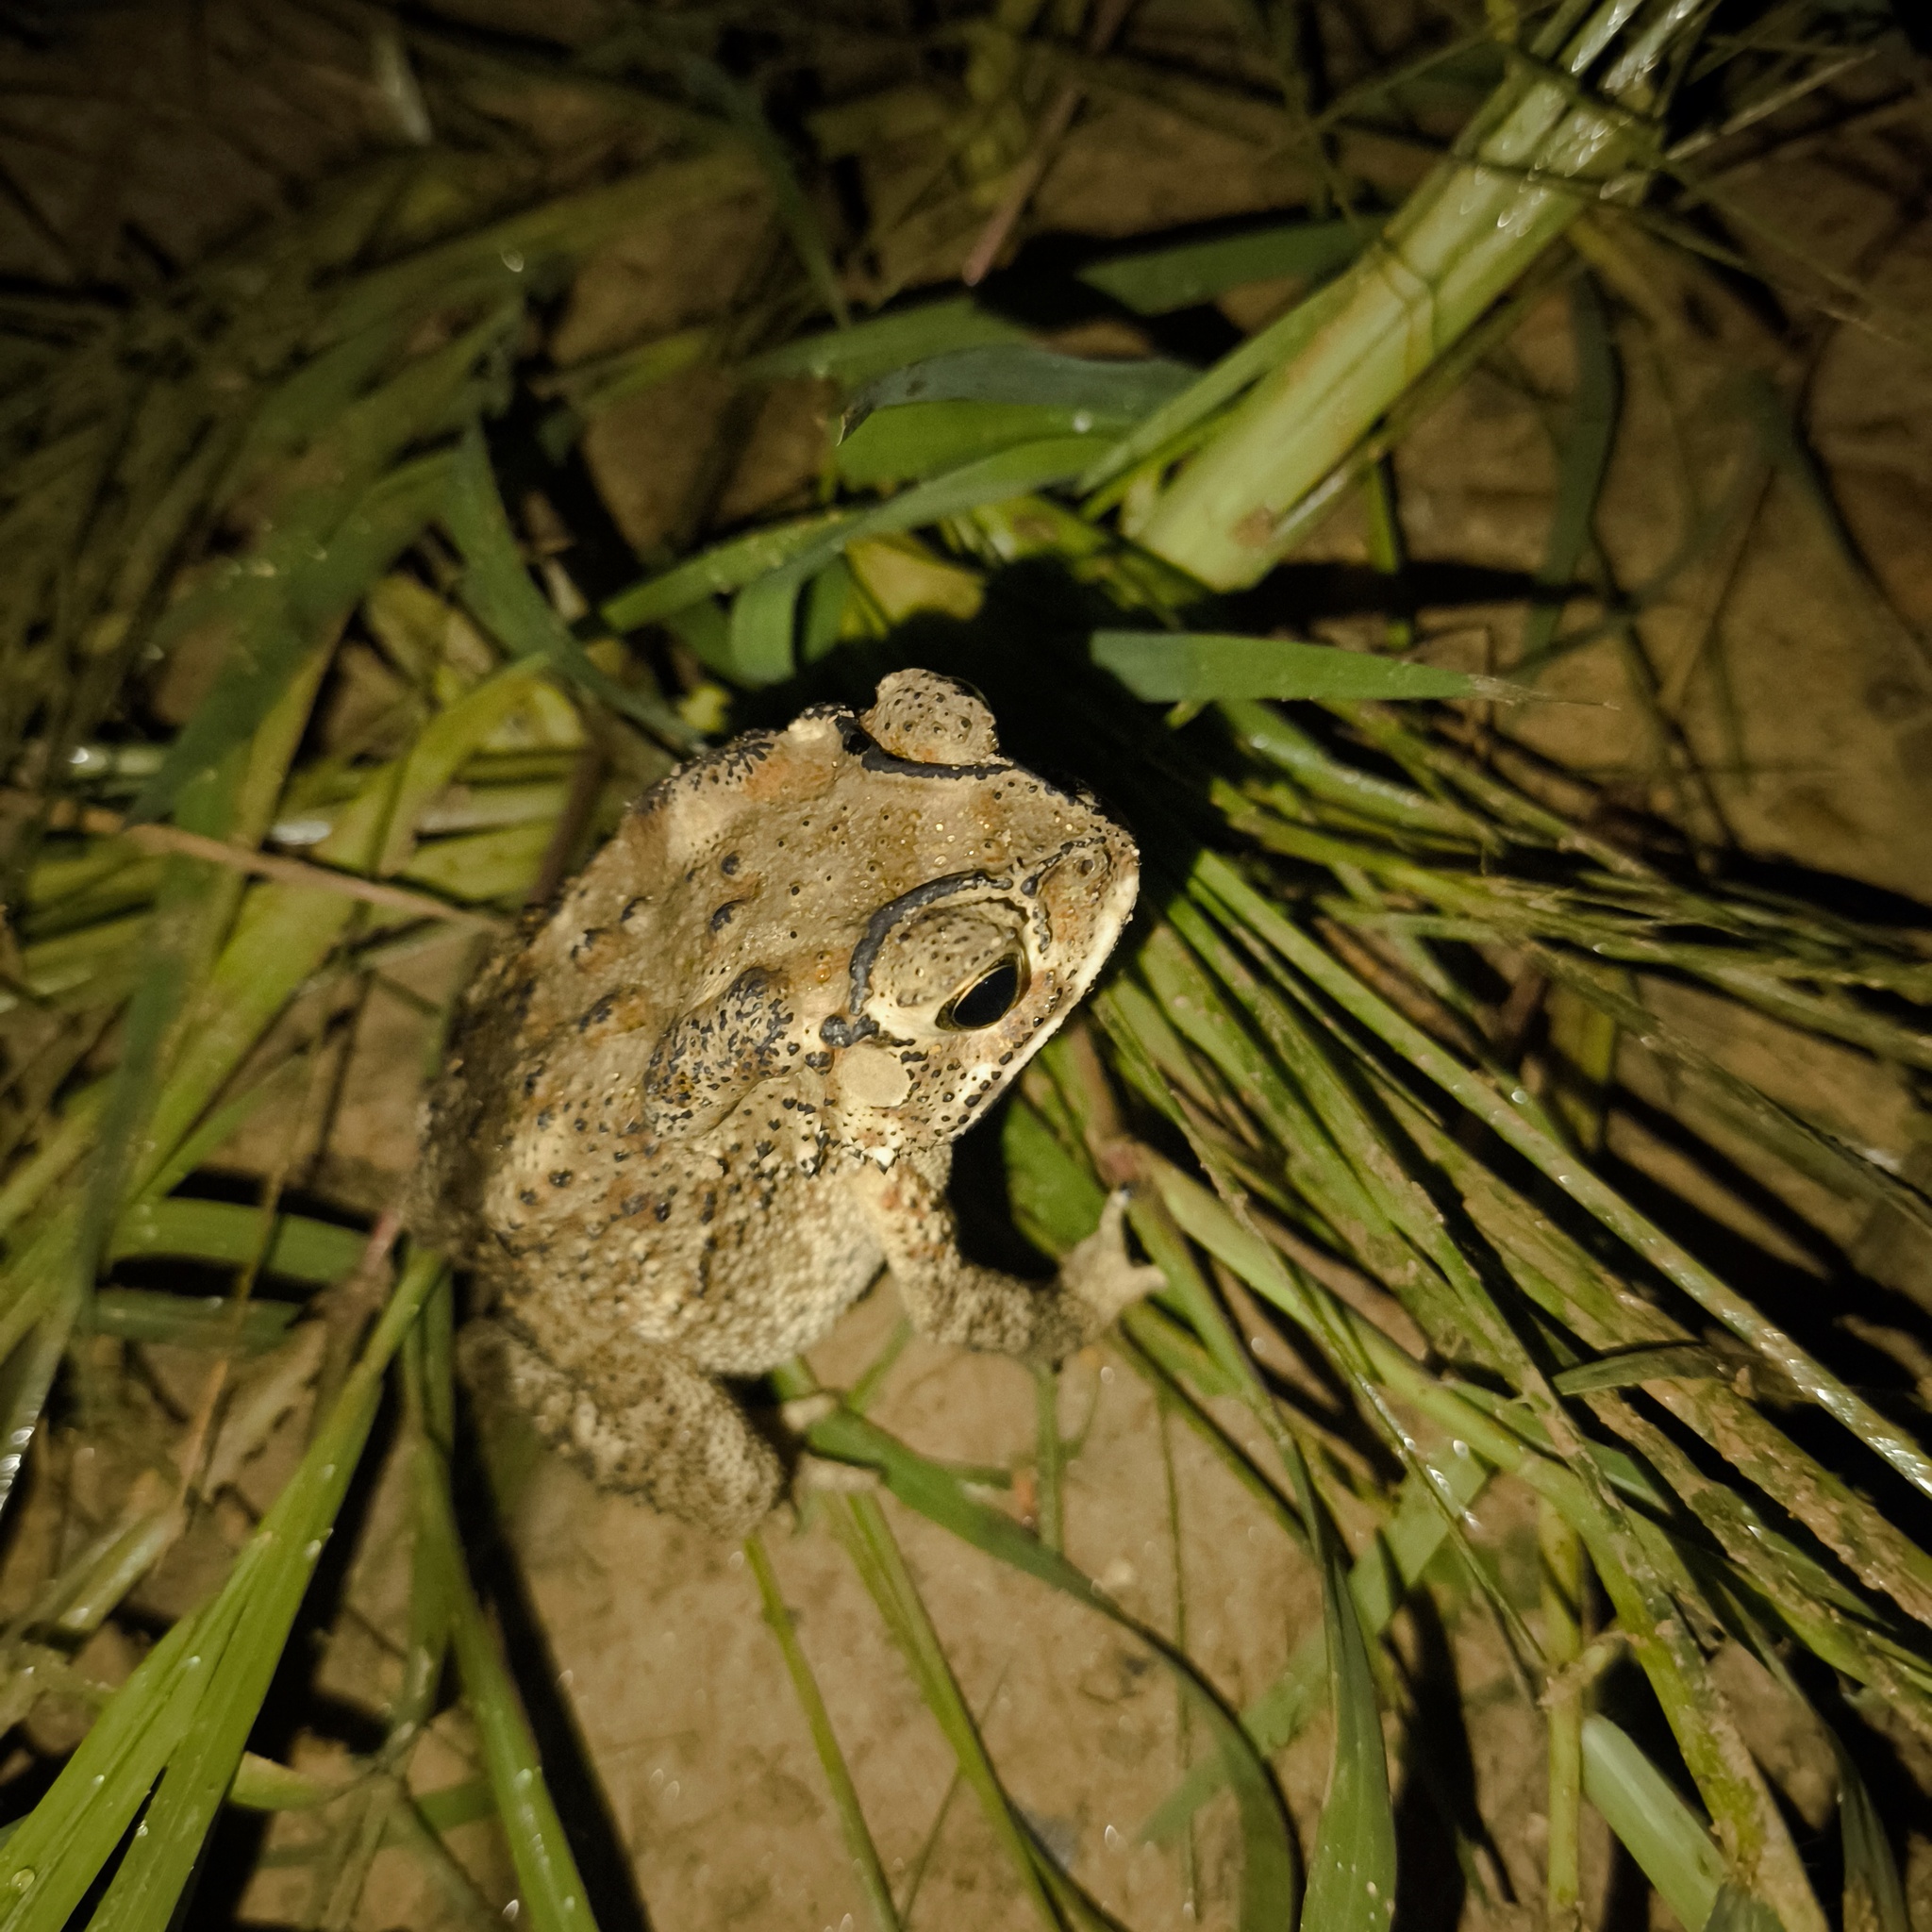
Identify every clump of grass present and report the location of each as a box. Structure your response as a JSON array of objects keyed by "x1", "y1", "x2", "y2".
[{"x1": 0, "y1": 2, "x2": 1924, "y2": 1929}]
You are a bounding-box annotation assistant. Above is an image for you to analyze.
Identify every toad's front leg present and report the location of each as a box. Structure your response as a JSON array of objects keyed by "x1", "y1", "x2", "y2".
[{"x1": 852, "y1": 1154, "x2": 1162, "y2": 1363}]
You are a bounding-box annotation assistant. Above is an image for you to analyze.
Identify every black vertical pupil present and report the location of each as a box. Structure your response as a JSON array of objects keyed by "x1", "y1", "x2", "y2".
[{"x1": 943, "y1": 959, "x2": 1022, "y2": 1030}]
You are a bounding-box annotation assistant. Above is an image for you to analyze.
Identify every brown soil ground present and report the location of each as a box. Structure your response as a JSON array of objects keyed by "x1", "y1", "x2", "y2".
[{"x1": 0, "y1": 5, "x2": 1927, "y2": 1931}]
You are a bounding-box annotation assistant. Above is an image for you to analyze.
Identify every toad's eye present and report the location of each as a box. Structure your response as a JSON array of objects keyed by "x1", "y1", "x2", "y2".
[{"x1": 937, "y1": 955, "x2": 1026, "y2": 1031}]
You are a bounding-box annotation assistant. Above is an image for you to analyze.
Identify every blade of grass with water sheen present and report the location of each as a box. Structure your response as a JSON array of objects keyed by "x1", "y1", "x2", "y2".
[
  {"x1": 601, "y1": 511, "x2": 852, "y2": 632},
  {"x1": 742, "y1": 299, "x2": 1028, "y2": 388},
  {"x1": 0, "y1": 1252, "x2": 439, "y2": 1932},
  {"x1": 82, "y1": 1289, "x2": 296, "y2": 1351},
  {"x1": 412, "y1": 1426, "x2": 598, "y2": 1932},
  {"x1": 1190, "y1": 851, "x2": 1932, "y2": 1506},
  {"x1": 1076, "y1": 217, "x2": 1372, "y2": 315},
  {"x1": 108, "y1": 1198, "x2": 366, "y2": 1284},
  {"x1": 1291, "y1": 1431, "x2": 1396, "y2": 1932}
]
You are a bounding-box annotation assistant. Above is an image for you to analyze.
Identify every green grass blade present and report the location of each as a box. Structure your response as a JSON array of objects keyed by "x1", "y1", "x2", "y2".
[
  {"x1": 1077, "y1": 270, "x2": 1360, "y2": 496},
  {"x1": 722, "y1": 437, "x2": 1100, "y2": 687},
  {"x1": 108, "y1": 1197, "x2": 366, "y2": 1285},
  {"x1": 836, "y1": 402, "x2": 1124, "y2": 488},
  {"x1": 1580, "y1": 1715, "x2": 1724, "y2": 1932},
  {"x1": 1291, "y1": 1434, "x2": 1394, "y2": 1932},
  {"x1": 742, "y1": 299, "x2": 1027, "y2": 387},
  {"x1": 441, "y1": 427, "x2": 697, "y2": 746},
  {"x1": 1077, "y1": 217, "x2": 1372, "y2": 315},
  {"x1": 824, "y1": 1491, "x2": 1063, "y2": 1932},
  {"x1": 1191, "y1": 852, "x2": 1932, "y2": 1506},
  {"x1": 850, "y1": 346, "x2": 1195, "y2": 421},
  {"x1": 81, "y1": 1288, "x2": 296, "y2": 1352},
  {"x1": 601, "y1": 510, "x2": 852, "y2": 632},
  {"x1": 412, "y1": 1429, "x2": 599, "y2": 1932},
  {"x1": 807, "y1": 1406, "x2": 1299, "y2": 1928},
  {"x1": 1093, "y1": 630, "x2": 1538, "y2": 703},
  {"x1": 1520, "y1": 274, "x2": 1618, "y2": 659},
  {"x1": 744, "y1": 1532, "x2": 902, "y2": 1932},
  {"x1": 1, "y1": 1252, "x2": 439, "y2": 1931},
  {"x1": 321, "y1": 657, "x2": 559, "y2": 876}
]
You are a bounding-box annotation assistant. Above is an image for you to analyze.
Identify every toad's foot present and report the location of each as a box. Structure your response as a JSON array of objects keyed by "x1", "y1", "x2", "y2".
[{"x1": 1058, "y1": 1189, "x2": 1165, "y2": 1329}]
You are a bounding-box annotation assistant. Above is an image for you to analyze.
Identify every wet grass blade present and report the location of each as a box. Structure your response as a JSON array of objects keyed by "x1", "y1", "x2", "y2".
[
  {"x1": 1077, "y1": 216, "x2": 1372, "y2": 315},
  {"x1": 412, "y1": 1425, "x2": 599, "y2": 1932},
  {"x1": 1291, "y1": 1434, "x2": 1394, "y2": 1932},
  {"x1": 108, "y1": 1198, "x2": 365, "y2": 1285},
  {"x1": 723, "y1": 438, "x2": 1100, "y2": 685},
  {"x1": 1191, "y1": 852, "x2": 1932, "y2": 1506},
  {"x1": 0, "y1": 1252, "x2": 439, "y2": 1932}
]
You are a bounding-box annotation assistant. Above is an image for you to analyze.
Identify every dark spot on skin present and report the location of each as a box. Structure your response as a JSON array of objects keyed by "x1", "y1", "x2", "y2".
[
  {"x1": 577, "y1": 993, "x2": 617, "y2": 1032},
  {"x1": 622, "y1": 1193, "x2": 648, "y2": 1217},
  {"x1": 571, "y1": 927, "x2": 606, "y2": 961},
  {"x1": 700, "y1": 1191, "x2": 717, "y2": 1224},
  {"x1": 573, "y1": 1117, "x2": 588, "y2": 1132},
  {"x1": 710, "y1": 900, "x2": 744, "y2": 931},
  {"x1": 549, "y1": 1171, "x2": 573, "y2": 1188},
  {"x1": 654, "y1": 1200, "x2": 672, "y2": 1222},
  {"x1": 720, "y1": 852, "x2": 740, "y2": 875},
  {"x1": 519, "y1": 1189, "x2": 538, "y2": 1207},
  {"x1": 536, "y1": 1109, "x2": 553, "y2": 1128},
  {"x1": 620, "y1": 895, "x2": 647, "y2": 924}
]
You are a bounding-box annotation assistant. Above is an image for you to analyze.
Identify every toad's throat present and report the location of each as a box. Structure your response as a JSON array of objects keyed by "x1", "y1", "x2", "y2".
[{"x1": 819, "y1": 869, "x2": 1011, "y2": 1050}]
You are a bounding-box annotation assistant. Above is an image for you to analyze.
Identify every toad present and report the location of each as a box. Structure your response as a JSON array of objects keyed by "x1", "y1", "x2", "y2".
[{"x1": 408, "y1": 669, "x2": 1159, "y2": 1534}]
